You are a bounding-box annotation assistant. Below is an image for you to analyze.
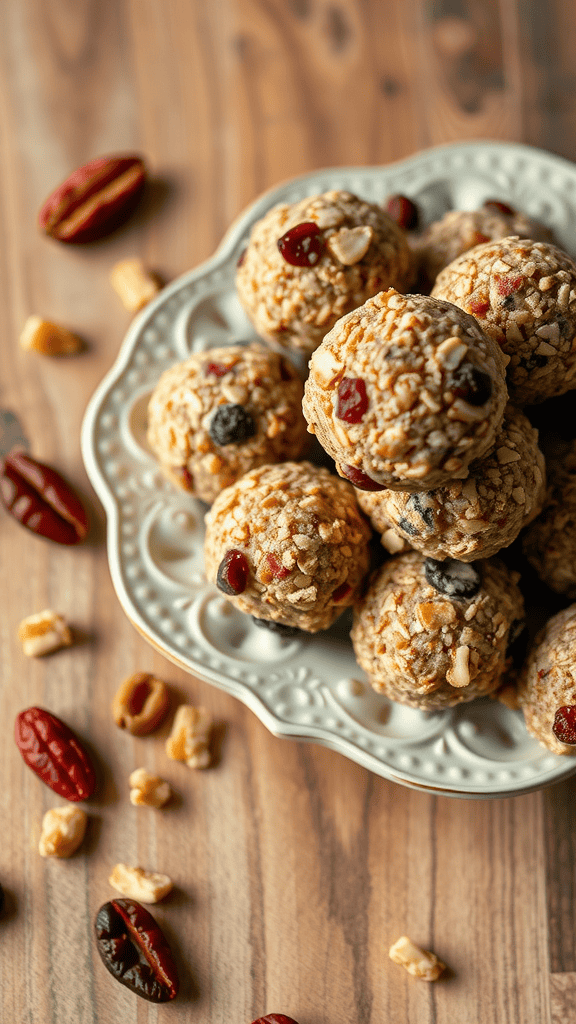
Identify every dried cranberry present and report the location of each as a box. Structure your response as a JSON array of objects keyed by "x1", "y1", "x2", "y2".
[
  {"x1": 277, "y1": 222, "x2": 324, "y2": 267},
  {"x1": 336, "y1": 377, "x2": 369, "y2": 423},
  {"x1": 450, "y1": 364, "x2": 493, "y2": 406},
  {"x1": 332, "y1": 581, "x2": 352, "y2": 602},
  {"x1": 217, "y1": 550, "x2": 249, "y2": 595},
  {"x1": 261, "y1": 553, "x2": 291, "y2": 582},
  {"x1": 424, "y1": 557, "x2": 481, "y2": 600},
  {"x1": 552, "y1": 705, "x2": 576, "y2": 745},
  {"x1": 251, "y1": 617, "x2": 302, "y2": 639},
  {"x1": 495, "y1": 274, "x2": 523, "y2": 297},
  {"x1": 209, "y1": 404, "x2": 256, "y2": 446},
  {"x1": 384, "y1": 194, "x2": 419, "y2": 230},
  {"x1": 237, "y1": 248, "x2": 247, "y2": 267},
  {"x1": 483, "y1": 199, "x2": 516, "y2": 217},
  {"x1": 205, "y1": 361, "x2": 233, "y2": 378},
  {"x1": 467, "y1": 297, "x2": 490, "y2": 317},
  {"x1": 340, "y1": 463, "x2": 385, "y2": 491}
]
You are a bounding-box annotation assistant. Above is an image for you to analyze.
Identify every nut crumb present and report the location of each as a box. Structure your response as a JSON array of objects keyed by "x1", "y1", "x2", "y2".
[
  {"x1": 110, "y1": 258, "x2": 161, "y2": 312},
  {"x1": 17, "y1": 610, "x2": 72, "y2": 657},
  {"x1": 129, "y1": 768, "x2": 171, "y2": 808},
  {"x1": 108, "y1": 863, "x2": 173, "y2": 903},
  {"x1": 19, "y1": 315, "x2": 83, "y2": 356},
  {"x1": 39, "y1": 806, "x2": 87, "y2": 858},
  {"x1": 165, "y1": 704, "x2": 213, "y2": 768},
  {"x1": 389, "y1": 935, "x2": 446, "y2": 981}
]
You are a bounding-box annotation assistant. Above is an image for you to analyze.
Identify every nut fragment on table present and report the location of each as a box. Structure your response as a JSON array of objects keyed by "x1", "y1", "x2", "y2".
[
  {"x1": 112, "y1": 672, "x2": 170, "y2": 735},
  {"x1": 388, "y1": 935, "x2": 446, "y2": 981},
  {"x1": 129, "y1": 767, "x2": 171, "y2": 808},
  {"x1": 17, "y1": 609, "x2": 73, "y2": 657},
  {"x1": 19, "y1": 315, "x2": 83, "y2": 356},
  {"x1": 165, "y1": 704, "x2": 213, "y2": 768},
  {"x1": 39, "y1": 805, "x2": 88, "y2": 858},
  {"x1": 110, "y1": 257, "x2": 160, "y2": 311},
  {"x1": 108, "y1": 863, "x2": 173, "y2": 903}
]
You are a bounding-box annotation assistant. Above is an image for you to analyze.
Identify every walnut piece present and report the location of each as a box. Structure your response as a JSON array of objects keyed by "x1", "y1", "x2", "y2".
[
  {"x1": 165, "y1": 704, "x2": 213, "y2": 768},
  {"x1": 326, "y1": 224, "x2": 374, "y2": 265},
  {"x1": 108, "y1": 863, "x2": 173, "y2": 903},
  {"x1": 17, "y1": 609, "x2": 73, "y2": 657},
  {"x1": 39, "y1": 806, "x2": 88, "y2": 858},
  {"x1": 19, "y1": 315, "x2": 83, "y2": 356},
  {"x1": 388, "y1": 935, "x2": 446, "y2": 981},
  {"x1": 112, "y1": 672, "x2": 170, "y2": 736},
  {"x1": 110, "y1": 257, "x2": 160, "y2": 312},
  {"x1": 129, "y1": 767, "x2": 171, "y2": 808}
]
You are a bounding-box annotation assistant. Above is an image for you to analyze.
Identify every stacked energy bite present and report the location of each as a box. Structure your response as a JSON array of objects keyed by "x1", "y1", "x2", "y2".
[{"x1": 145, "y1": 185, "x2": 576, "y2": 753}]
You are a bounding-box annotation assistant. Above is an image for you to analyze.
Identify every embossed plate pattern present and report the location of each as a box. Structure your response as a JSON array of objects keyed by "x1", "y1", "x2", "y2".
[{"x1": 82, "y1": 141, "x2": 576, "y2": 797}]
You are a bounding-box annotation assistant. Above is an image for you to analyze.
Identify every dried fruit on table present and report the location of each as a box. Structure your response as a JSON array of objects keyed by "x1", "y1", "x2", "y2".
[
  {"x1": 15, "y1": 707, "x2": 96, "y2": 801},
  {"x1": 112, "y1": 672, "x2": 169, "y2": 736},
  {"x1": 251, "y1": 1016, "x2": 301, "y2": 1024},
  {"x1": 17, "y1": 609, "x2": 72, "y2": 657},
  {"x1": 39, "y1": 805, "x2": 88, "y2": 858},
  {"x1": 38, "y1": 154, "x2": 147, "y2": 243},
  {"x1": 94, "y1": 898, "x2": 179, "y2": 1002},
  {"x1": 0, "y1": 451, "x2": 89, "y2": 545},
  {"x1": 19, "y1": 315, "x2": 83, "y2": 356}
]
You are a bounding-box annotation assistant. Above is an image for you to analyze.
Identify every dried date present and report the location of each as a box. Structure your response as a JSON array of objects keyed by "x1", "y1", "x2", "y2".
[
  {"x1": 15, "y1": 707, "x2": 96, "y2": 801},
  {"x1": 95, "y1": 899, "x2": 179, "y2": 1002},
  {"x1": 0, "y1": 450, "x2": 89, "y2": 545},
  {"x1": 251, "y1": 1016, "x2": 300, "y2": 1024},
  {"x1": 39, "y1": 154, "x2": 147, "y2": 243}
]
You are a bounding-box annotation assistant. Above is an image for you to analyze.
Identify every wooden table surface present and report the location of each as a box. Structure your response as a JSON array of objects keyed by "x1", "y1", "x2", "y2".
[{"x1": 2, "y1": 1, "x2": 576, "y2": 1021}]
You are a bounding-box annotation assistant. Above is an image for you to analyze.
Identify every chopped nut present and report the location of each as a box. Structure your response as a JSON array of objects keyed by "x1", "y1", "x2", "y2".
[
  {"x1": 108, "y1": 863, "x2": 173, "y2": 903},
  {"x1": 327, "y1": 224, "x2": 374, "y2": 265},
  {"x1": 165, "y1": 704, "x2": 213, "y2": 768},
  {"x1": 17, "y1": 609, "x2": 72, "y2": 657},
  {"x1": 19, "y1": 315, "x2": 83, "y2": 356},
  {"x1": 389, "y1": 935, "x2": 446, "y2": 981},
  {"x1": 39, "y1": 805, "x2": 88, "y2": 858},
  {"x1": 110, "y1": 257, "x2": 160, "y2": 312},
  {"x1": 129, "y1": 767, "x2": 171, "y2": 808},
  {"x1": 112, "y1": 672, "x2": 170, "y2": 736},
  {"x1": 447, "y1": 644, "x2": 471, "y2": 688}
]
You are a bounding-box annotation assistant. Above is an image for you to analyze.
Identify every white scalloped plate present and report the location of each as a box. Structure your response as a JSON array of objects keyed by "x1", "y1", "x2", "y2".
[{"x1": 82, "y1": 141, "x2": 576, "y2": 798}]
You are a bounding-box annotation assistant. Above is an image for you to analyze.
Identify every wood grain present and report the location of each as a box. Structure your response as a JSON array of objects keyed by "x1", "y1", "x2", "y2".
[{"x1": 1, "y1": 0, "x2": 576, "y2": 1021}]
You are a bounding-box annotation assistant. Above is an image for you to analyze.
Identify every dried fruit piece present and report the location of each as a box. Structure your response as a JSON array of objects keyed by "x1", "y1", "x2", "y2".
[
  {"x1": 95, "y1": 898, "x2": 179, "y2": 1002},
  {"x1": 217, "y1": 549, "x2": 249, "y2": 595},
  {"x1": 17, "y1": 609, "x2": 73, "y2": 657},
  {"x1": 384, "y1": 194, "x2": 419, "y2": 230},
  {"x1": 552, "y1": 705, "x2": 576, "y2": 745},
  {"x1": 112, "y1": 672, "x2": 169, "y2": 736},
  {"x1": 109, "y1": 864, "x2": 173, "y2": 904},
  {"x1": 450, "y1": 364, "x2": 493, "y2": 406},
  {"x1": 39, "y1": 805, "x2": 88, "y2": 858},
  {"x1": 339, "y1": 463, "x2": 385, "y2": 491},
  {"x1": 209, "y1": 404, "x2": 256, "y2": 445},
  {"x1": 424, "y1": 557, "x2": 481, "y2": 600},
  {"x1": 15, "y1": 707, "x2": 96, "y2": 801},
  {"x1": 110, "y1": 257, "x2": 160, "y2": 312},
  {"x1": 389, "y1": 935, "x2": 446, "y2": 981},
  {"x1": 277, "y1": 222, "x2": 324, "y2": 266},
  {"x1": 251, "y1": 617, "x2": 302, "y2": 638},
  {"x1": 336, "y1": 377, "x2": 369, "y2": 423},
  {"x1": 129, "y1": 768, "x2": 171, "y2": 808},
  {"x1": 0, "y1": 883, "x2": 4, "y2": 915},
  {"x1": 0, "y1": 451, "x2": 89, "y2": 545},
  {"x1": 19, "y1": 316, "x2": 83, "y2": 356},
  {"x1": 483, "y1": 198, "x2": 516, "y2": 216},
  {"x1": 165, "y1": 704, "x2": 213, "y2": 769},
  {"x1": 251, "y1": 1016, "x2": 301, "y2": 1024},
  {"x1": 39, "y1": 154, "x2": 146, "y2": 243}
]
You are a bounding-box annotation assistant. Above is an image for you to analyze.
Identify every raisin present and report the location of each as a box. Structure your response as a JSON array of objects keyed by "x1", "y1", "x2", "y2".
[
  {"x1": 384, "y1": 194, "x2": 419, "y2": 230},
  {"x1": 277, "y1": 222, "x2": 324, "y2": 266},
  {"x1": 397, "y1": 516, "x2": 419, "y2": 537},
  {"x1": 340, "y1": 463, "x2": 386, "y2": 490},
  {"x1": 217, "y1": 550, "x2": 249, "y2": 595},
  {"x1": 424, "y1": 557, "x2": 481, "y2": 600},
  {"x1": 209, "y1": 404, "x2": 256, "y2": 446},
  {"x1": 450, "y1": 364, "x2": 493, "y2": 406},
  {"x1": 251, "y1": 617, "x2": 302, "y2": 638},
  {"x1": 331, "y1": 581, "x2": 352, "y2": 602},
  {"x1": 336, "y1": 377, "x2": 369, "y2": 423},
  {"x1": 407, "y1": 493, "x2": 435, "y2": 530}
]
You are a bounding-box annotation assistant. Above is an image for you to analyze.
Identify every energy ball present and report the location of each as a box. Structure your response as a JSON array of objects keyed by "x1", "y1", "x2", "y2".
[
  {"x1": 518, "y1": 604, "x2": 576, "y2": 754},
  {"x1": 147, "y1": 343, "x2": 307, "y2": 504},
  {"x1": 204, "y1": 461, "x2": 372, "y2": 633},
  {"x1": 303, "y1": 289, "x2": 509, "y2": 492},
  {"x1": 236, "y1": 189, "x2": 413, "y2": 357},
  {"x1": 412, "y1": 204, "x2": 554, "y2": 290},
  {"x1": 357, "y1": 404, "x2": 545, "y2": 562},
  {"x1": 522, "y1": 439, "x2": 576, "y2": 598},
  {"x1": 351, "y1": 551, "x2": 524, "y2": 710},
  {"x1": 432, "y1": 236, "x2": 576, "y2": 405}
]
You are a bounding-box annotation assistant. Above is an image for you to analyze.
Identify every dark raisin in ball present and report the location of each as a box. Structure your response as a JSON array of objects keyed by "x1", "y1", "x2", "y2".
[
  {"x1": 209, "y1": 404, "x2": 256, "y2": 446},
  {"x1": 0, "y1": 882, "x2": 4, "y2": 915},
  {"x1": 450, "y1": 364, "x2": 493, "y2": 406},
  {"x1": 424, "y1": 557, "x2": 481, "y2": 600},
  {"x1": 251, "y1": 616, "x2": 302, "y2": 639}
]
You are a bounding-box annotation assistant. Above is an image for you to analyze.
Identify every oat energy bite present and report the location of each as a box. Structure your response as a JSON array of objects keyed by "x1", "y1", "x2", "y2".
[
  {"x1": 518, "y1": 604, "x2": 576, "y2": 754},
  {"x1": 432, "y1": 236, "x2": 576, "y2": 405},
  {"x1": 522, "y1": 439, "x2": 576, "y2": 597},
  {"x1": 236, "y1": 190, "x2": 413, "y2": 357},
  {"x1": 147, "y1": 343, "x2": 307, "y2": 504},
  {"x1": 357, "y1": 404, "x2": 545, "y2": 561},
  {"x1": 351, "y1": 551, "x2": 524, "y2": 710},
  {"x1": 204, "y1": 462, "x2": 371, "y2": 633},
  {"x1": 303, "y1": 289, "x2": 509, "y2": 492},
  {"x1": 412, "y1": 204, "x2": 554, "y2": 290}
]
